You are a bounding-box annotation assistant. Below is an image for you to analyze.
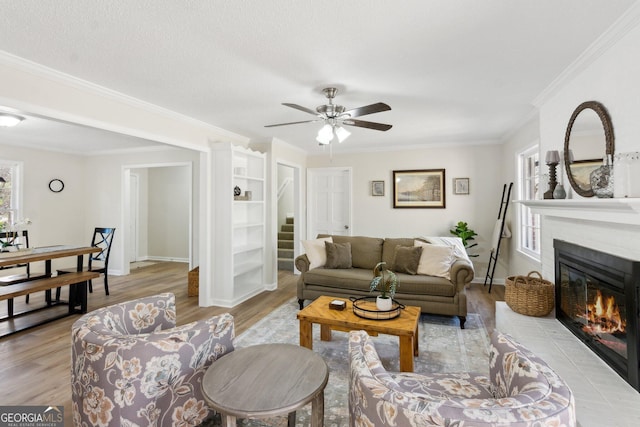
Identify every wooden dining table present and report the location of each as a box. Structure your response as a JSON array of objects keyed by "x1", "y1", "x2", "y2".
[{"x1": 0, "y1": 245, "x2": 101, "y2": 336}]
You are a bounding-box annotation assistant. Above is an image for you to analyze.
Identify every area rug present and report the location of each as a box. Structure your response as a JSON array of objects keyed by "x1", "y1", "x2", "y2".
[{"x1": 208, "y1": 298, "x2": 490, "y2": 426}]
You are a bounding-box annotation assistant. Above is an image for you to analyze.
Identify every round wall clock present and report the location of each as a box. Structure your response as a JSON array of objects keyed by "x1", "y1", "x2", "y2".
[{"x1": 49, "y1": 179, "x2": 64, "y2": 193}]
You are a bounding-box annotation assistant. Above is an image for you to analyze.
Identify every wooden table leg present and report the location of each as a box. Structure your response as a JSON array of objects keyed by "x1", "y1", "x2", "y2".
[
  {"x1": 288, "y1": 411, "x2": 296, "y2": 426},
  {"x1": 299, "y1": 319, "x2": 313, "y2": 349},
  {"x1": 414, "y1": 321, "x2": 419, "y2": 357},
  {"x1": 399, "y1": 335, "x2": 414, "y2": 372},
  {"x1": 221, "y1": 414, "x2": 236, "y2": 427},
  {"x1": 310, "y1": 390, "x2": 324, "y2": 427},
  {"x1": 320, "y1": 324, "x2": 332, "y2": 342}
]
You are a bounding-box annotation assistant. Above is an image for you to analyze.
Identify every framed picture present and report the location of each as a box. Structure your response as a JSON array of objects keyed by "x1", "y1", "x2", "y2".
[
  {"x1": 569, "y1": 159, "x2": 601, "y2": 191},
  {"x1": 371, "y1": 180, "x2": 385, "y2": 196},
  {"x1": 454, "y1": 178, "x2": 470, "y2": 195},
  {"x1": 393, "y1": 169, "x2": 446, "y2": 208}
]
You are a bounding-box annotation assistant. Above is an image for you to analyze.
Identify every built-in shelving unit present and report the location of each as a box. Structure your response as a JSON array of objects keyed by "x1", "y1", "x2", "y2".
[{"x1": 212, "y1": 142, "x2": 266, "y2": 305}]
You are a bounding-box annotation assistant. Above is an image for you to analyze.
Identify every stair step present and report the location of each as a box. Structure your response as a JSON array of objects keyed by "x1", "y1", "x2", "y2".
[
  {"x1": 286, "y1": 217, "x2": 294, "y2": 224},
  {"x1": 278, "y1": 258, "x2": 294, "y2": 271},
  {"x1": 278, "y1": 248, "x2": 294, "y2": 258},
  {"x1": 278, "y1": 231, "x2": 294, "y2": 241},
  {"x1": 278, "y1": 240, "x2": 294, "y2": 249},
  {"x1": 280, "y1": 224, "x2": 294, "y2": 233}
]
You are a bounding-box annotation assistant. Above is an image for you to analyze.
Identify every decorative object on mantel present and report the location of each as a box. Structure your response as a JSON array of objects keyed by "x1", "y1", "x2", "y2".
[
  {"x1": 233, "y1": 185, "x2": 241, "y2": 196},
  {"x1": 505, "y1": 271, "x2": 554, "y2": 317},
  {"x1": 614, "y1": 152, "x2": 640, "y2": 198},
  {"x1": 553, "y1": 184, "x2": 567, "y2": 199},
  {"x1": 564, "y1": 100, "x2": 615, "y2": 198},
  {"x1": 543, "y1": 150, "x2": 560, "y2": 199},
  {"x1": 590, "y1": 155, "x2": 614, "y2": 198}
]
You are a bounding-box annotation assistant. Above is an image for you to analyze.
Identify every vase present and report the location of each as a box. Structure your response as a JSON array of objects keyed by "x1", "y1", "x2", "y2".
[
  {"x1": 590, "y1": 157, "x2": 614, "y2": 198},
  {"x1": 553, "y1": 184, "x2": 566, "y2": 199},
  {"x1": 376, "y1": 296, "x2": 393, "y2": 311}
]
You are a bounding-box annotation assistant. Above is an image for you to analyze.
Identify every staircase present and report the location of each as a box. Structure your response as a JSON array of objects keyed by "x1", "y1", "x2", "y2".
[{"x1": 277, "y1": 217, "x2": 295, "y2": 271}]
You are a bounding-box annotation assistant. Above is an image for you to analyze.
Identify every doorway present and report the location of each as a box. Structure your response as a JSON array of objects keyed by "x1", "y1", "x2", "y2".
[{"x1": 123, "y1": 163, "x2": 193, "y2": 275}]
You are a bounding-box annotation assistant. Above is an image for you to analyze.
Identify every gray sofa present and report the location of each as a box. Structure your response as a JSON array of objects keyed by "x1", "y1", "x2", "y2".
[{"x1": 295, "y1": 235, "x2": 475, "y2": 328}]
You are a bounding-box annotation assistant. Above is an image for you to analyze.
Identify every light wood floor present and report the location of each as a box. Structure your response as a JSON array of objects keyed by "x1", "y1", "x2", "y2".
[{"x1": 0, "y1": 261, "x2": 504, "y2": 425}]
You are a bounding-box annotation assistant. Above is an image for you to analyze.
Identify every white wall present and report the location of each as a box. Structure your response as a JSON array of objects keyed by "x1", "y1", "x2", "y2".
[
  {"x1": 306, "y1": 143, "x2": 504, "y2": 277},
  {"x1": 503, "y1": 7, "x2": 640, "y2": 281},
  {"x1": 82, "y1": 148, "x2": 199, "y2": 274},
  {"x1": 0, "y1": 143, "x2": 86, "y2": 248},
  {"x1": 147, "y1": 166, "x2": 190, "y2": 261},
  {"x1": 501, "y1": 116, "x2": 543, "y2": 278}
]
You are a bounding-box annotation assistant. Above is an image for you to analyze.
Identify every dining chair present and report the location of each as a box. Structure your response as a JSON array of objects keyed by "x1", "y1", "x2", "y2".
[
  {"x1": 57, "y1": 227, "x2": 116, "y2": 295},
  {"x1": 0, "y1": 230, "x2": 48, "y2": 303}
]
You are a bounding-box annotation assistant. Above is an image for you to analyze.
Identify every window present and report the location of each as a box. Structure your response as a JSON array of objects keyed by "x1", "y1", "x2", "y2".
[
  {"x1": 517, "y1": 146, "x2": 540, "y2": 259},
  {"x1": 0, "y1": 161, "x2": 22, "y2": 227}
]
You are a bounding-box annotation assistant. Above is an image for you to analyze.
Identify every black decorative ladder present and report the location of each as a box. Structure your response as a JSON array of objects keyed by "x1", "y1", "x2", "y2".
[{"x1": 484, "y1": 182, "x2": 513, "y2": 293}]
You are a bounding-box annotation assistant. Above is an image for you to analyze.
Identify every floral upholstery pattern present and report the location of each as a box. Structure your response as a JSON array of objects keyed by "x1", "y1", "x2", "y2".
[
  {"x1": 71, "y1": 293, "x2": 234, "y2": 427},
  {"x1": 348, "y1": 330, "x2": 575, "y2": 427}
]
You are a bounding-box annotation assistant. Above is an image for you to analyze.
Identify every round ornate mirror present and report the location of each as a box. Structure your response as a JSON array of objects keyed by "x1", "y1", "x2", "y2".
[{"x1": 563, "y1": 101, "x2": 614, "y2": 198}]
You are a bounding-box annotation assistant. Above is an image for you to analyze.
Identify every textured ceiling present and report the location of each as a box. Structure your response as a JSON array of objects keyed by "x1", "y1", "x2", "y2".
[{"x1": 0, "y1": 0, "x2": 637, "y2": 155}]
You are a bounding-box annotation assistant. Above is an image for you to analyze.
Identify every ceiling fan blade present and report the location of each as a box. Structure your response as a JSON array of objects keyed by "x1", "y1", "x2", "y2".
[
  {"x1": 342, "y1": 119, "x2": 392, "y2": 131},
  {"x1": 264, "y1": 119, "x2": 319, "y2": 128},
  {"x1": 342, "y1": 102, "x2": 391, "y2": 118},
  {"x1": 282, "y1": 103, "x2": 320, "y2": 116}
]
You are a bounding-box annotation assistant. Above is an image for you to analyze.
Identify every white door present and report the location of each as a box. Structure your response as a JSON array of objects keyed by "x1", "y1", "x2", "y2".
[
  {"x1": 307, "y1": 168, "x2": 351, "y2": 238},
  {"x1": 129, "y1": 173, "x2": 139, "y2": 262}
]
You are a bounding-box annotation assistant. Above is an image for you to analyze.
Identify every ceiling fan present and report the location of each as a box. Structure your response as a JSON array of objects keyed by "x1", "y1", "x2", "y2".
[{"x1": 265, "y1": 87, "x2": 392, "y2": 144}]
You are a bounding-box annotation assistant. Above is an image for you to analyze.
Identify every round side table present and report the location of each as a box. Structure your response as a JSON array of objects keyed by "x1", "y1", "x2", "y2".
[{"x1": 202, "y1": 343, "x2": 329, "y2": 427}]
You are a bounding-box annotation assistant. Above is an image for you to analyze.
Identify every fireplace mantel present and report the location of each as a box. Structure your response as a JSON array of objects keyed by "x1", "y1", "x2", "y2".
[{"x1": 516, "y1": 198, "x2": 640, "y2": 226}]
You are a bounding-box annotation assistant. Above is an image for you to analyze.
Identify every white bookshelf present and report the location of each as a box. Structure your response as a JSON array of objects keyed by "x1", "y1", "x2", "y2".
[{"x1": 213, "y1": 142, "x2": 266, "y2": 305}]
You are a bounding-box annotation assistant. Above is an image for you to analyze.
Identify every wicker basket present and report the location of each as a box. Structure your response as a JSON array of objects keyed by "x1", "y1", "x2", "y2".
[
  {"x1": 188, "y1": 267, "x2": 199, "y2": 297},
  {"x1": 505, "y1": 271, "x2": 554, "y2": 317}
]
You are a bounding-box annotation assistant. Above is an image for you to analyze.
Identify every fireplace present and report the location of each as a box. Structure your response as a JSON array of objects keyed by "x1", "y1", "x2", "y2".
[{"x1": 554, "y1": 239, "x2": 640, "y2": 391}]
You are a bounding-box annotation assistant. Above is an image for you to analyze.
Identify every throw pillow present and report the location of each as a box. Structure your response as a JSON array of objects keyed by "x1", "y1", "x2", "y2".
[
  {"x1": 414, "y1": 240, "x2": 455, "y2": 279},
  {"x1": 392, "y1": 245, "x2": 423, "y2": 275},
  {"x1": 302, "y1": 237, "x2": 333, "y2": 269},
  {"x1": 324, "y1": 241, "x2": 353, "y2": 269}
]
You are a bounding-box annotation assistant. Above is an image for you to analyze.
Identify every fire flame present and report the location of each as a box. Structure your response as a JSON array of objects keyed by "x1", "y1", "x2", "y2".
[{"x1": 581, "y1": 290, "x2": 626, "y2": 335}]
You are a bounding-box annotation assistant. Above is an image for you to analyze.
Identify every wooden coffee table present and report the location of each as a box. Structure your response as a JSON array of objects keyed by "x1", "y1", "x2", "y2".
[
  {"x1": 201, "y1": 343, "x2": 328, "y2": 427},
  {"x1": 297, "y1": 295, "x2": 420, "y2": 372}
]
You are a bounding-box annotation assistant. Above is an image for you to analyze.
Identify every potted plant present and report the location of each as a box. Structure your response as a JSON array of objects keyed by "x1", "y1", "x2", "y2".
[
  {"x1": 369, "y1": 261, "x2": 398, "y2": 311},
  {"x1": 450, "y1": 221, "x2": 478, "y2": 257}
]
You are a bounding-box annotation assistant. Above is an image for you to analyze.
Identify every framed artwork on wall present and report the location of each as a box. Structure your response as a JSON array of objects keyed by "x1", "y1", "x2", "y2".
[
  {"x1": 393, "y1": 169, "x2": 446, "y2": 208},
  {"x1": 454, "y1": 177, "x2": 470, "y2": 195},
  {"x1": 371, "y1": 180, "x2": 384, "y2": 196}
]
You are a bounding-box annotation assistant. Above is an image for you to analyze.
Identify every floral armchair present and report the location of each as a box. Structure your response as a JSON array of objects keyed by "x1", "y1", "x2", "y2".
[
  {"x1": 71, "y1": 293, "x2": 234, "y2": 427},
  {"x1": 349, "y1": 330, "x2": 575, "y2": 427}
]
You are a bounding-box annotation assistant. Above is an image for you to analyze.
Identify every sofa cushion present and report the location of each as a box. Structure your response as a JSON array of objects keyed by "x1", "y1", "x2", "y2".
[
  {"x1": 303, "y1": 268, "x2": 456, "y2": 297},
  {"x1": 302, "y1": 237, "x2": 333, "y2": 269},
  {"x1": 324, "y1": 241, "x2": 352, "y2": 269},
  {"x1": 392, "y1": 245, "x2": 422, "y2": 275},
  {"x1": 382, "y1": 238, "x2": 415, "y2": 266},
  {"x1": 329, "y1": 236, "x2": 384, "y2": 270},
  {"x1": 395, "y1": 272, "x2": 456, "y2": 297},
  {"x1": 414, "y1": 240, "x2": 455, "y2": 279}
]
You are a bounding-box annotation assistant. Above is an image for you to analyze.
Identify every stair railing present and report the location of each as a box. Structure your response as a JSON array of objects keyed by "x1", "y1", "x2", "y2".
[{"x1": 277, "y1": 177, "x2": 293, "y2": 202}]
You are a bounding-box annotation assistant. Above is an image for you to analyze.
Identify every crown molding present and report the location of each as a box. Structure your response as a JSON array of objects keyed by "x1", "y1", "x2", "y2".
[
  {"x1": 0, "y1": 51, "x2": 249, "y2": 145},
  {"x1": 533, "y1": 2, "x2": 640, "y2": 107}
]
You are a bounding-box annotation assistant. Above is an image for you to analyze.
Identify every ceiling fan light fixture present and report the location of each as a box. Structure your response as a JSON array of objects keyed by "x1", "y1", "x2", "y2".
[
  {"x1": 0, "y1": 113, "x2": 25, "y2": 127},
  {"x1": 334, "y1": 125, "x2": 350, "y2": 143},
  {"x1": 316, "y1": 123, "x2": 333, "y2": 144}
]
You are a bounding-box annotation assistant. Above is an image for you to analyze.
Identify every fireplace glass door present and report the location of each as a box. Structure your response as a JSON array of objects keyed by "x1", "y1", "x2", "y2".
[{"x1": 558, "y1": 263, "x2": 629, "y2": 382}]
